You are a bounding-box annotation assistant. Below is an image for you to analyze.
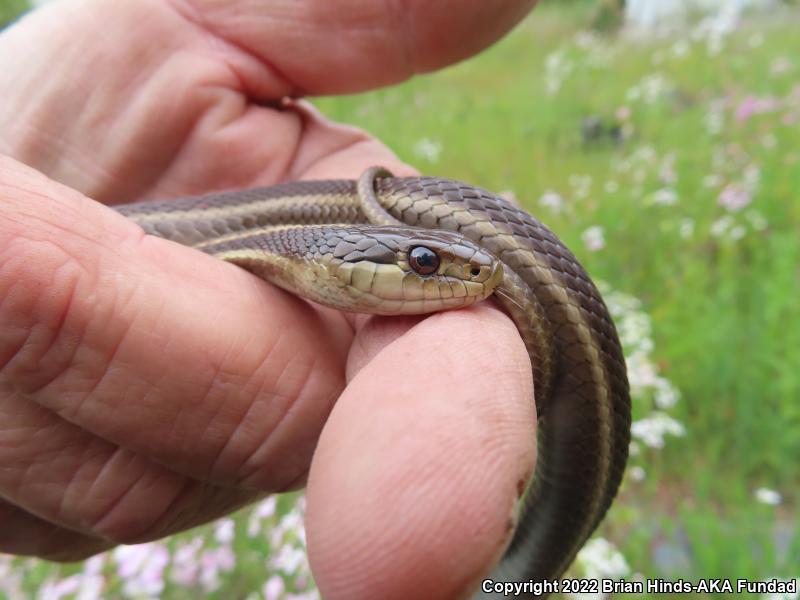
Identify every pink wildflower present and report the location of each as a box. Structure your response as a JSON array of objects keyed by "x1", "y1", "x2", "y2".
[
  {"x1": 718, "y1": 184, "x2": 752, "y2": 212},
  {"x1": 735, "y1": 95, "x2": 780, "y2": 124}
]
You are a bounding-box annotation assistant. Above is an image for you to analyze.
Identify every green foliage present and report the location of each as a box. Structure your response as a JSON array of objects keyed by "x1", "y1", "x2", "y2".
[{"x1": 0, "y1": 0, "x2": 28, "y2": 27}]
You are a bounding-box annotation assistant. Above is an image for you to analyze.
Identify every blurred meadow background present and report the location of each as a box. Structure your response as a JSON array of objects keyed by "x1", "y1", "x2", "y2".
[{"x1": 1, "y1": 0, "x2": 798, "y2": 598}]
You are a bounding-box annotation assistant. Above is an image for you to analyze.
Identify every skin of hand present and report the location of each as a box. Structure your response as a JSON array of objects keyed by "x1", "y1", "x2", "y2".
[{"x1": 0, "y1": 1, "x2": 538, "y2": 598}]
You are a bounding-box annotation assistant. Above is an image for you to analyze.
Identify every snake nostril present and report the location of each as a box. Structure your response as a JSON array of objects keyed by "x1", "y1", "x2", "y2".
[{"x1": 471, "y1": 267, "x2": 481, "y2": 278}]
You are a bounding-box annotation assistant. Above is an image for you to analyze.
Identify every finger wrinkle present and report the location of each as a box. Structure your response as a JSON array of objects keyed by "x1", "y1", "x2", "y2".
[
  {"x1": 1, "y1": 415, "x2": 71, "y2": 498},
  {"x1": 75, "y1": 449, "x2": 198, "y2": 544},
  {"x1": 186, "y1": 362, "x2": 258, "y2": 480},
  {"x1": 83, "y1": 461, "x2": 149, "y2": 543},
  {"x1": 177, "y1": 316, "x2": 292, "y2": 481},
  {"x1": 0, "y1": 240, "x2": 90, "y2": 390},
  {"x1": 57, "y1": 442, "x2": 128, "y2": 529},
  {"x1": 235, "y1": 353, "x2": 323, "y2": 489},
  {"x1": 65, "y1": 304, "x2": 135, "y2": 422}
]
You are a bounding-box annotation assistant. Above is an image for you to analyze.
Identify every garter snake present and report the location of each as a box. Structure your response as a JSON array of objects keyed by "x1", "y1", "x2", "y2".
[{"x1": 116, "y1": 167, "x2": 631, "y2": 596}]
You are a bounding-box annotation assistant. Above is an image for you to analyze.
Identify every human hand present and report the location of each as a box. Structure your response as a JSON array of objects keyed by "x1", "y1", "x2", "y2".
[{"x1": 0, "y1": 1, "x2": 537, "y2": 598}]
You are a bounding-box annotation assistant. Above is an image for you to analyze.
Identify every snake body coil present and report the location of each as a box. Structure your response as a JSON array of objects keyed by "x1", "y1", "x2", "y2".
[{"x1": 117, "y1": 168, "x2": 631, "y2": 596}]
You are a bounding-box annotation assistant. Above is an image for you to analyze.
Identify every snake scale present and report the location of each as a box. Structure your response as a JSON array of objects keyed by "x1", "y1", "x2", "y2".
[{"x1": 116, "y1": 167, "x2": 631, "y2": 596}]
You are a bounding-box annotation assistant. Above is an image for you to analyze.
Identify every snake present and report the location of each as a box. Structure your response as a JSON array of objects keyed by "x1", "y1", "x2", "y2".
[{"x1": 115, "y1": 167, "x2": 631, "y2": 596}]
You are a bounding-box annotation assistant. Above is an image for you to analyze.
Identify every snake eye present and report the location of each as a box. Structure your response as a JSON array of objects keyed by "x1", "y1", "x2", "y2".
[{"x1": 409, "y1": 246, "x2": 440, "y2": 276}]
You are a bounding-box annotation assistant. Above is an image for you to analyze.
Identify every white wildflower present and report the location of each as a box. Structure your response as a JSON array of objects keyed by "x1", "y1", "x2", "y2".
[
  {"x1": 671, "y1": 39, "x2": 690, "y2": 58},
  {"x1": 170, "y1": 537, "x2": 204, "y2": 587},
  {"x1": 748, "y1": 33, "x2": 764, "y2": 48},
  {"x1": 617, "y1": 312, "x2": 653, "y2": 356},
  {"x1": 632, "y1": 145, "x2": 657, "y2": 164},
  {"x1": 248, "y1": 496, "x2": 278, "y2": 537},
  {"x1": 214, "y1": 518, "x2": 236, "y2": 545},
  {"x1": 76, "y1": 574, "x2": 104, "y2": 600},
  {"x1": 279, "y1": 508, "x2": 305, "y2": 538},
  {"x1": 576, "y1": 538, "x2": 630, "y2": 580},
  {"x1": 754, "y1": 488, "x2": 782, "y2": 506},
  {"x1": 412, "y1": 138, "x2": 442, "y2": 163},
  {"x1": 286, "y1": 592, "x2": 321, "y2": 600},
  {"x1": 569, "y1": 174, "x2": 592, "y2": 199},
  {"x1": 730, "y1": 225, "x2": 746, "y2": 241},
  {"x1": 0, "y1": 557, "x2": 25, "y2": 600},
  {"x1": 544, "y1": 49, "x2": 573, "y2": 95},
  {"x1": 574, "y1": 31, "x2": 597, "y2": 50},
  {"x1": 264, "y1": 575, "x2": 286, "y2": 600},
  {"x1": 582, "y1": 226, "x2": 605, "y2": 252},
  {"x1": 705, "y1": 110, "x2": 724, "y2": 135},
  {"x1": 710, "y1": 215, "x2": 734, "y2": 238},
  {"x1": 113, "y1": 543, "x2": 169, "y2": 598},
  {"x1": 744, "y1": 164, "x2": 761, "y2": 186},
  {"x1": 770, "y1": 56, "x2": 793, "y2": 76},
  {"x1": 652, "y1": 187, "x2": 678, "y2": 206},
  {"x1": 272, "y1": 546, "x2": 307, "y2": 576},
  {"x1": 199, "y1": 546, "x2": 236, "y2": 593},
  {"x1": 628, "y1": 466, "x2": 646, "y2": 482},
  {"x1": 39, "y1": 576, "x2": 81, "y2": 600},
  {"x1": 654, "y1": 379, "x2": 681, "y2": 409},
  {"x1": 631, "y1": 412, "x2": 686, "y2": 448},
  {"x1": 679, "y1": 218, "x2": 695, "y2": 239},
  {"x1": 83, "y1": 555, "x2": 105, "y2": 576},
  {"x1": 626, "y1": 73, "x2": 674, "y2": 105},
  {"x1": 539, "y1": 190, "x2": 565, "y2": 213}
]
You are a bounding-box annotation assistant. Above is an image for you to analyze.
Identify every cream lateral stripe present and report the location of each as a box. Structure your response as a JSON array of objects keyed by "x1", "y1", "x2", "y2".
[
  {"x1": 192, "y1": 224, "x2": 308, "y2": 250},
  {"x1": 544, "y1": 254, "x2": 617, "y2": 552},
  {"x1": 121, "y1": 193, "x2": 351, "y2": 225}
]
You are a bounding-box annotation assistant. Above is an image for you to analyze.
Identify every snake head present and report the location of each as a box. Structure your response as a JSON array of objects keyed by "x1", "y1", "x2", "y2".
[{"x1": 318, "y1": 226, "x2": 504, "y2": 315}]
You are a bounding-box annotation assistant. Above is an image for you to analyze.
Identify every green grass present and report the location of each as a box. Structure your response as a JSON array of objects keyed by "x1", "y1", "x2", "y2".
[
  {"x1": 2, "y1": 0, "x2": 798, "y2": 596},
  {"x1": 0, "y1": 0, "x2": 25, "y2": 26}
]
